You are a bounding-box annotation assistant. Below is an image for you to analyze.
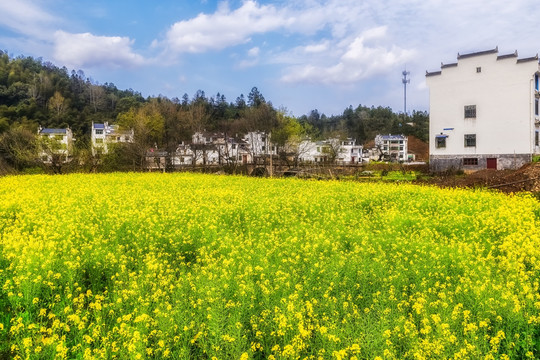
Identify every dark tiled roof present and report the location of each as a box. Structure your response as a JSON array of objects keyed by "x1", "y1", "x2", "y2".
[
  {"x1": 517, "y1": 55, "x2": 539, "y2": 63},
  {"x1": 425, "y1": 70, "x2": 442, "y2": 77},
  {"x1": 40, "y1": 128, "x2": 66, "y2": 134},
  {"x1": 93, "y1": 123, "x2": 105, "y2": 129},
  {"x1": 441, "y1": 62, "x2": 457, "y2": 69},
  {"x1": 457, "y1": 47, "x2": 498, "y2": 60},
  {"x1": 497, "y1": 51, "x2": 518, "y2": 60},
  {"x1": 379, "y1": 134, "x2": 406, "y2": 140}
]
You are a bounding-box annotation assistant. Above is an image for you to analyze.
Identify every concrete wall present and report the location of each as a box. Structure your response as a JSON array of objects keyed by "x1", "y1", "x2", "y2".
[{"x1": 430, "y1": 153, "x2": 531, "y2": 171}]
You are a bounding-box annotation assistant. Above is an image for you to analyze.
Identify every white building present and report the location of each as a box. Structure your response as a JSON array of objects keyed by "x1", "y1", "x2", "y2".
[
  {"x1": 91, "y1": 122, "x2": 134, "y2": 155},
  {"x1": 37, "y1": 126, "x2": 74, "y2": 163},
  {"x1": 337, "y1": 138, "x2": 363, "y2": 164},
  {"x1": 243, "y1": 131, "x2": 277, "y2": 162},
  {"x1": 426, "y1": 47, "x2": 540, "y2": 171},
  {"x1": 374, "y1": 134, "x2": 408, "y2": 162},
  {"x1": 298, "y1": 138, "x2": 363, "y2": 164}
]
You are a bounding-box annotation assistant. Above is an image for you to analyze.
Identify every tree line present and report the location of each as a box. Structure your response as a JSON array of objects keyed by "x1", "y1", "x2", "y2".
[{"x1": 0, "y1": 51, "x2": 428, "y2": 173}]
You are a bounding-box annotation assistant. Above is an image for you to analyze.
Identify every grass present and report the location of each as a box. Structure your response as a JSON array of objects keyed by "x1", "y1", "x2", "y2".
[{"x1": 0, "y1": 173, "x2": 539, "y2": 359}]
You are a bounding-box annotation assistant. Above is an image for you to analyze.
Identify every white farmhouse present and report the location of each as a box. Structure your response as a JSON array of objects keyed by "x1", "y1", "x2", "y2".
[
  {"x1": 91, "y1": 122, "x2": 134, "y2": 155},
  {"x1": 37, "y1": 126, "x2": 74, "y2": 163},
  {"x1": 298, "y1": 138, "x2": 363, "y2": 164},
  {"x1": 374, "y1": 134, "x2": 408, "y2": 162},
  {"x1": 426, "y1": 47, "x2": 540, "y2": 171}
]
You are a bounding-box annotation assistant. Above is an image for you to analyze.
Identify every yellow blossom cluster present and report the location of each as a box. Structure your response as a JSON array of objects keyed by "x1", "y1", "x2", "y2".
[{"x1": 0, "y1": 173, "x2": 539, "y2": 359}]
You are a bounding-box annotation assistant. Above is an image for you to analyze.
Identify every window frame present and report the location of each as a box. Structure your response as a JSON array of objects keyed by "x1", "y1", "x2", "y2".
[
  {"x1": 463, "y1": 158, "x2": 478, "y2": 166},
  {"x1": 435, "y1": 136, "x2": 446, "y2": 149},
  {"x1": 464, "y1": 105, "x2": 476, "y2": 119},
  {"x1": 464, "y1": 134, "x2": 476, "y2": 147}
]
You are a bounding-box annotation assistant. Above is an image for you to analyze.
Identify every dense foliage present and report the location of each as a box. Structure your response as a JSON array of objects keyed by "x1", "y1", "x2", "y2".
[
  {"x1": 1, "y1": 173, "x2": 539, "y2": 359},
  {"x1": 0, "y1": 51, "x2": 428, "y2": 172}
]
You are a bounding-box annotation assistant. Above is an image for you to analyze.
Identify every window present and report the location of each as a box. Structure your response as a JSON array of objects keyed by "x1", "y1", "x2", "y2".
[
  {"x1": 536, "y1": 99, "x2": 539, "y2": 116},
  {"x1": 476, "y1": 67, "x2": 481, "y2": 73},
  {"x1": 436, "y1": 136, "x2": 446, "y2": 148},
  {"x1": 464, "y1": 105, "x2": 476, "y2": 118},
  {"x1": 536, "y1": 74, "x2": 539, "y2": 91},
  {"x1": 536, "y1": 131, "x2": 539, "y2": 146},
  {"x1": 95, "y1": 138, "x2": 103, "y2": 144},
  {"x1": 464, "y1": 134, "x2": 476, "y2": 147},
  {"x1": 95, "y1": 129, "x2": 103, "y2": 135},
  {"x1": 55, "y1": 135, "x2": 63, "y2": 140},
  {"x1": 463, "y1": 158, "x2": 478, "y2": 166}
]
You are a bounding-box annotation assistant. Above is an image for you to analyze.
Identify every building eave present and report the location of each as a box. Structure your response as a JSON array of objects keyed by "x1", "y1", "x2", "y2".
[{"x1": 457, "y1": 46, "x2": 498, "y2": 60}]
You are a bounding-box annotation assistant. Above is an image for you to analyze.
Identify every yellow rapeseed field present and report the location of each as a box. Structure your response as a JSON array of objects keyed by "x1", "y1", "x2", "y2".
[{"x1": 1, "y1": 173, "x2": 540, "y2": 359}]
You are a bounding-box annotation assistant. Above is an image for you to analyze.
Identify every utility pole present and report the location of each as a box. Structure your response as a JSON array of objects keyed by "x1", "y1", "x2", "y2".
[{"x1": 402, "y1": 69, "x2": 410, "y2": 115}]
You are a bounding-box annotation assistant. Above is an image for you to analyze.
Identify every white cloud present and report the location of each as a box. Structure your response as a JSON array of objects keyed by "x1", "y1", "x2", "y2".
[
  {"x1": 0, "y1": 0, "x2": 59, "y2": 40},
  {"x1": 159, "y1": 1, "x2": 288, "y2": 54},
  {"x1": 53, "y1": 31, "x2": 146, "y2": 69},
  {"x1": 281, "y1": 27, "x2": 415, "y2": 85},
  {"x1": 248, "y1": 47, "x2": 260, "y2": 57},
  {"x1": 304, "y1": 41, "x2": 330, "y2": 54}
]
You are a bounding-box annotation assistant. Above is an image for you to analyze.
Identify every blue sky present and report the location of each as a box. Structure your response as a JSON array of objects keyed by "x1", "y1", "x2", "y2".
[{"x1": 1, "y1": 0, "x2": 539, "y2": 117}]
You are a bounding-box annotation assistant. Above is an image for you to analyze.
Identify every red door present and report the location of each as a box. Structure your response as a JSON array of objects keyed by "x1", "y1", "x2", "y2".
[{"x1": 487, "y1": 158, "x2": 497, "y2": 169}]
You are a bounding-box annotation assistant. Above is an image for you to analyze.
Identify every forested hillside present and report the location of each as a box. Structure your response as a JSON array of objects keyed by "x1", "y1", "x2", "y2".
[{"x1": 0, "y1": 51, "x2": 428, "y2": 172}]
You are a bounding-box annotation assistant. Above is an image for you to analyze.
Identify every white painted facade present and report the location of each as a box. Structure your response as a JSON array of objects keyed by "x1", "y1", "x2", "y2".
[
  {"x1": 37, "y1": 127, "x2": 74, "y2": 163},
  {"x1": 374, "y1": 134, "x2": 408, "y2": 162},
  {"x1": 298, "y1": 138, "x2": 363, "y2": 164},
  {"x1": 426, "y1": 48, "x2": 540, "y2": 171},
  {"x1": 91, "y1": 122, "x2": 134, "y2": 155}
]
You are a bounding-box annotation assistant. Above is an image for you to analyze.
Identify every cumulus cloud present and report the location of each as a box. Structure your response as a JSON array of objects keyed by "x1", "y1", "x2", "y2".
[
  {"x1": 159, "y1": 1, "x2": 288, "y2": 54},
  {"x1": 53, "y1": 31, "x2": 146, "y2": 69},
  {"x1": 281, "y1": 27, "x2": 415, "y2": 84},
  {"x1": 0, "y1": 0, "x2": 59, "y2": 39}
]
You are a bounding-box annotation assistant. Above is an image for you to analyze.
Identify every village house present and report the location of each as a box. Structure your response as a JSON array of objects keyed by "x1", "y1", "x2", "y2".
[
  {"x1": 37, "y1": 126, "x2": 74, "y2": 163},
  {"x1": 373, "y1": 134, "x2": 408, "y2": 162},
  {"x1": 91, "y1": 122, "x2": 134, "y2": 155},
  {"x1": 187, "y1": 131, "x2": 272, "y2": 166},
  {"x1": 426, "y1": 47, "x2": 540, "y2": 171},
  {"x1": 298, "y1": 138, "x2": 364, "y2": 164}
]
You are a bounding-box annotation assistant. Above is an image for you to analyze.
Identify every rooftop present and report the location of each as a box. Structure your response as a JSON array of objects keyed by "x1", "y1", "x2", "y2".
[
  {"x1": 457, "y1": 47, "x2": 498, "y2": 60},
  {"x1": 39, "y1": 128, "x2": 67, "y2": 134}
]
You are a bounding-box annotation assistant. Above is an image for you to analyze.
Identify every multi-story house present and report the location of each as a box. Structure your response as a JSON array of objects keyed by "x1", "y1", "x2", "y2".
[
  {"x1": 91, "y1": 122, "x2": 134, "y2": 155},
  {"x1": 426, "y1": 47, "x2": 540, "y2": 171},
  {"x1": 298, "y1": 138, "x2": 363, "y2": 164},
  {"x1": 374, "y1": 134, "x2": 408, "y2": 162},
  {"x1": 37, "y1": 126, "x2": 74, "y2": 163},
  {"x1": 336, "y1": 138, "x2": 363, "y2": 164}
]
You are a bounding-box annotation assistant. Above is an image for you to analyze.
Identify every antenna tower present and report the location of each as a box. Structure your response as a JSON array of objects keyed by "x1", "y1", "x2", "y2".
[{"x1": 402, "y1": 69, "x2": 410, "y2": 114}]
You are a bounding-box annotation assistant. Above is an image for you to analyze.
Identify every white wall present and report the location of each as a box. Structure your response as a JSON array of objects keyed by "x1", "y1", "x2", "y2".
[{"x1": 427, "y1": 52, "x2": 539, "y2": 157}]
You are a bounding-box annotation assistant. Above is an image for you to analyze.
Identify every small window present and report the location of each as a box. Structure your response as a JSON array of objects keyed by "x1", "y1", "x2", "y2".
[
  {"x1": 95, "y1": 129, "x2": 103, "y2": 135},
  {"x1": 536, "y1": 74, "x2": 539, "y2": 91},
  {"x1": 536, "y1": 131, "x2": 539, "y2": 146},
  {"x1": 95, "y1": 138, "x2": 103, "y2": 144},
  {"x1": 464, "y1": 105, "x2": 476, "y2": 118},
  {"x1": 476, "y1": 67, "x2": 481, "y2": 73},
  {"x1": 464, "y1": 134, "x2": 476, "y2": 147},
  {"x1": 463, "y1": 158, "x2": 478, "y2": 166},
  {"x1": 436, "y1": 136, "x2": 446, "y2": 149},
  {"x1": 536, "y1": 99, "x2": 539, "y2": 116}
]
